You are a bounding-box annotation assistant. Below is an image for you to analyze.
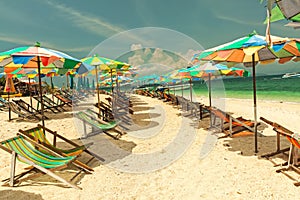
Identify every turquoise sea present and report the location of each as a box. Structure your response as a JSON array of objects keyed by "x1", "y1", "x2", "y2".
[
  {"x1": 47, "y1": 73, "x2": 300, "y2": 103},
  {"x1": 191, "y1": 74, "x2": 300, "y2": 103}
]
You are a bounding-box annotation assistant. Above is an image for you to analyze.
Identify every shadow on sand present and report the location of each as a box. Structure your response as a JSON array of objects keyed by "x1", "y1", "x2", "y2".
[
  {"x1": 0, "y1": 189, "x2": 44, "y2": 200},
  {"x1": 80, "y1": 134, "x2": 137, "y2": 164},
  {"x1": 221, "y1": 121, "x2": 290, "y2": 162}
]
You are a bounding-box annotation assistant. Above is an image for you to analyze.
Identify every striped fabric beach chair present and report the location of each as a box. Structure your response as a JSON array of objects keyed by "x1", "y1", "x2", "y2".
[
  {"x1": 19, "y1": 125, "x2": 98, "y2": 173},
  {"x1": 0, "y1": 135, "x2": 81, "y2": 189},
  {"x1": 75, "y1": 111, "x2": 125, "y2": 139}
]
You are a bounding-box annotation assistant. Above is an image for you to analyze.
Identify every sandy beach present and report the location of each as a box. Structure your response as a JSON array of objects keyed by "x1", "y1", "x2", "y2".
[{"x1": 0, "y1": 94, "x2": 300, "y2": 200}]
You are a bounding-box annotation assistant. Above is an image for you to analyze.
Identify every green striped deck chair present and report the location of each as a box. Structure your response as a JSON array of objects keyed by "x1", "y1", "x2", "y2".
[
  {"x1": 85, "y1": 109, "x2": 127, "y2": 135},
  {"x1": 21, "y1": 126, "x2": 85, "y2": 156},
  {"x1": 19, "y1": 125, "x2": 96, "y2": 173},
  {"x1": 0, "y1": 135, "x2": 81, "y2": 189},
  {"x1": 75, "y1": 111, "x2": 124, "y2": 139}
]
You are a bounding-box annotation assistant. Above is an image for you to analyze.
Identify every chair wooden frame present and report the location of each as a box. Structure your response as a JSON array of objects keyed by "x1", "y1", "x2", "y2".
[
  {"x1": 18, "y1": 124, "x2": 102, "y2": 171},
  {"x1": 210, "y1": 107, "x2": 257, "y2": 137},
  {"x1": 260, "y1": 117, "x2": 300, "y2": 186},
  {"x1": 0, "y1": 135, "x2": 82, "y2": 189},
  {"x1": 75, "y1": 111, "x2": 125, "y2": 139}
]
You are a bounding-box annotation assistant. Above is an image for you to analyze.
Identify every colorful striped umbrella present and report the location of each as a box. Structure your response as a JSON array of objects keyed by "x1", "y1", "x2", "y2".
[
  {"x1": 266, "y1": 0, "x2": 300, "y2": 28},
  {"x1": 170, "y1": 64, "x2": 248, "y2": 102},
  {"x1": 81, "y1": 54, "x2": 132, "y2": 110},
  {"x1": 193, "y1": 32, "x2": 300, "y2": 153},
  {"x1": 0, "y1": 42, "x2": 82, "y2": 124}
]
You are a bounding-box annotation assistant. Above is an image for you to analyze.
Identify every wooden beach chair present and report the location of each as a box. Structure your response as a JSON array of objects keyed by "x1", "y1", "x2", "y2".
[
  {"x1": 54, "y1": 93, "x2": 73, "y2": 107},
  {"x1": 0, "y1": 135, "x2": 82, "y2": 189},
  {"x1": 209, "y1": 107, "x2": 256, "y2": 138},
  {"x1": 260, "y1": 117, "x2": 300, "y2": 186},
  {"x1": 12, "y1": 99, "x2": 49, "y2": 119},
  {"x1": 41, "y1": 95, "x2": 66, "y2": 112},
  {"x1": 0, "y1": 97, "x2": 8, "y2": 111},
  {"x1": 186, "y1": 101, "x2": 210, "y2": 120},
  {"x1": 19, "y1": 125, "x2": 98, "y2": 172},
  {"x1": 33, "y1": 95, "x2": 62, "y2": 113},
  {"x1": 94, "y1": 101, "x2": 115, "y2": 121},
  {"x1": 260, "y1": 117, "x2": 292, "y2": 158},
  {"x1": 5, "y1": 101, "x2": 41, "y2": 121},
  {"x1": 75, "y1": 111, "x2": 125, "y2": 139}
]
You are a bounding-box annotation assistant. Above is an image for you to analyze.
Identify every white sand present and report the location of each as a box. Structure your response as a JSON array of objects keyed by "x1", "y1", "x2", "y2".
[{"x1": 0, "y1": 94, "x2": 300, "y2": 199}]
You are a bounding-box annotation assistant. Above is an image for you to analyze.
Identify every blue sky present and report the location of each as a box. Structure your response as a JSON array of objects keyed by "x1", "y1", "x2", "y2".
[{"x1": 0, "y1": 0, "x2": 299, "y2": 74}]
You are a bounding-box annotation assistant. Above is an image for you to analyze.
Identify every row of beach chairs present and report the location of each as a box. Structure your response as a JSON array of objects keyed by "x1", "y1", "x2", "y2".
[
  {"x1": 0, "y1": 89, "x2": 87, "y2": 121},
  {"x1": 0, "y1": 89, "x2": 132, "y2": 189}
]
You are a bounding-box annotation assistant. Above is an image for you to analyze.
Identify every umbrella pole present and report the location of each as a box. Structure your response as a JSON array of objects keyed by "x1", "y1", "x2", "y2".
[
  {"x1": 8, "y1": 90, "x2": 11, "y2": 121},
  {"x1": 66, "y1": 74, "x2": 69, "y2": 91},
  {"x1": 50, "y1": 76, "x2": 54, "y2": 101},
  {"x1": 37, "y1": 56, "x2": 45, "y2": 128},
  {"x1": 111, "y1": 69, "x2": 113, "y2": 94},
  {"x1": 252, "y1": 54, "x2": 258, "y2": 153},
  {"x1": 208, "y1": 74, "x2": 212, "y2": 107},
  {"x1": 173, "y1": 84, "x2": 176, "y2": 95},
  {"x1": 28, "y1": 78, "x2": 33, "y2": 112},
  {"x1": 208, "y1": 74, "x2": 213, "y2": 127},
  {"x1": 181, "y1": 79, "x2": 183, "y2": 97},
  {"x1": 116, "y1": 74, "x2": 119, "y2": 93},
  {"x1": 95, "y1": 66, "x2": 101, "y2": 116},
  {"x1": 189, "y1": 78, "x2": 192, "y2": 102}
]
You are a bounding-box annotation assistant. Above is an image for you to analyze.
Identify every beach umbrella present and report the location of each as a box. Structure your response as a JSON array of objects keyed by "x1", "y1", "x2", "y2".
[
  {"x1": 0, "y1": 42, "x2": 82, "y2": 125},
  {"x1": 193, "y1": 63, "x2": 249, "y2": 107},
  {"x1": 81, "y1": 55, "x2": 131, "y2": 113},
  {"x1": 169, "y1": 67, "x2": 196, "y2": 101},
  {"x1": 266, "y1": 0, "x2": 300, "y2": 28},
  {"x1": 193, "y1": 31, "x2": 300, "y2": 153}
]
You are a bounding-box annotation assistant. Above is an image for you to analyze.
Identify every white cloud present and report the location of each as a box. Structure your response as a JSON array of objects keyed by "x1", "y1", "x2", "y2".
[
  {"x1": 130, "y1": 44, "x2": 144, "y2": 51},
  {"x1": 0, "y1": 35, "x2": 36, "y2": 46},
  {"x1": 45, "y1": 0, "x2": 124, "y2": 37},
  {"x1": 215, "y1": 15, "x2": 261, "y2": 26}
]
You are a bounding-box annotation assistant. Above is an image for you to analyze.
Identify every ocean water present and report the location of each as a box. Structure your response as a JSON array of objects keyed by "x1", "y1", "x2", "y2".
[
  {"x1": 191, "y1": 74, "x2": 300, "y2": 103},
  {"x1": 47, "y1": 74, "x2": 300, "y2": 103}
]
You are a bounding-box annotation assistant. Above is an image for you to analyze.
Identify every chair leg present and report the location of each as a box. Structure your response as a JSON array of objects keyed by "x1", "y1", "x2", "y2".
[
  {"x1": 70, "y1": 157, "x2": 95, "y2": 181},
  {"x1": 18, "y1": 156, "x2": 81, "y2": 190},
  {"x1": 10, "y1": 151, "x2": 16, "y2": 187}
]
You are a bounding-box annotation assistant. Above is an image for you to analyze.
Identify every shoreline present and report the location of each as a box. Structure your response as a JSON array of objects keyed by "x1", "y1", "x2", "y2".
[{"x1": 194, "y1": 94, "x2": 300, "y2": 105}]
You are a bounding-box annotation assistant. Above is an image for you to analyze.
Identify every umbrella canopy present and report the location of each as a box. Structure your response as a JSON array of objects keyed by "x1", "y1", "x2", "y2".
[
  {"x1": 266, "y1": 0, "x2": 300, "y2": 28},
  {"x1": 81, "y1": 54, "x2": 131, "y2": 73},
  {"x1": 81, "y1": 54, "x2": 132, "y2": 111},
  {"x1": 193, "y1": 31, "x2": 300, "y2": 153},
  {"x1": 0, "y1": 42, "x2": 82, "y2": 124},
  {"x1": 193, "y1": 63, "x2": 249, "y2": 107},
  {"x1": 170, "y1": 63, "x2": 248, "y2": 103},
  {"x1": 196, "y1": 32, "x2": 298, "y2": 66}
]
